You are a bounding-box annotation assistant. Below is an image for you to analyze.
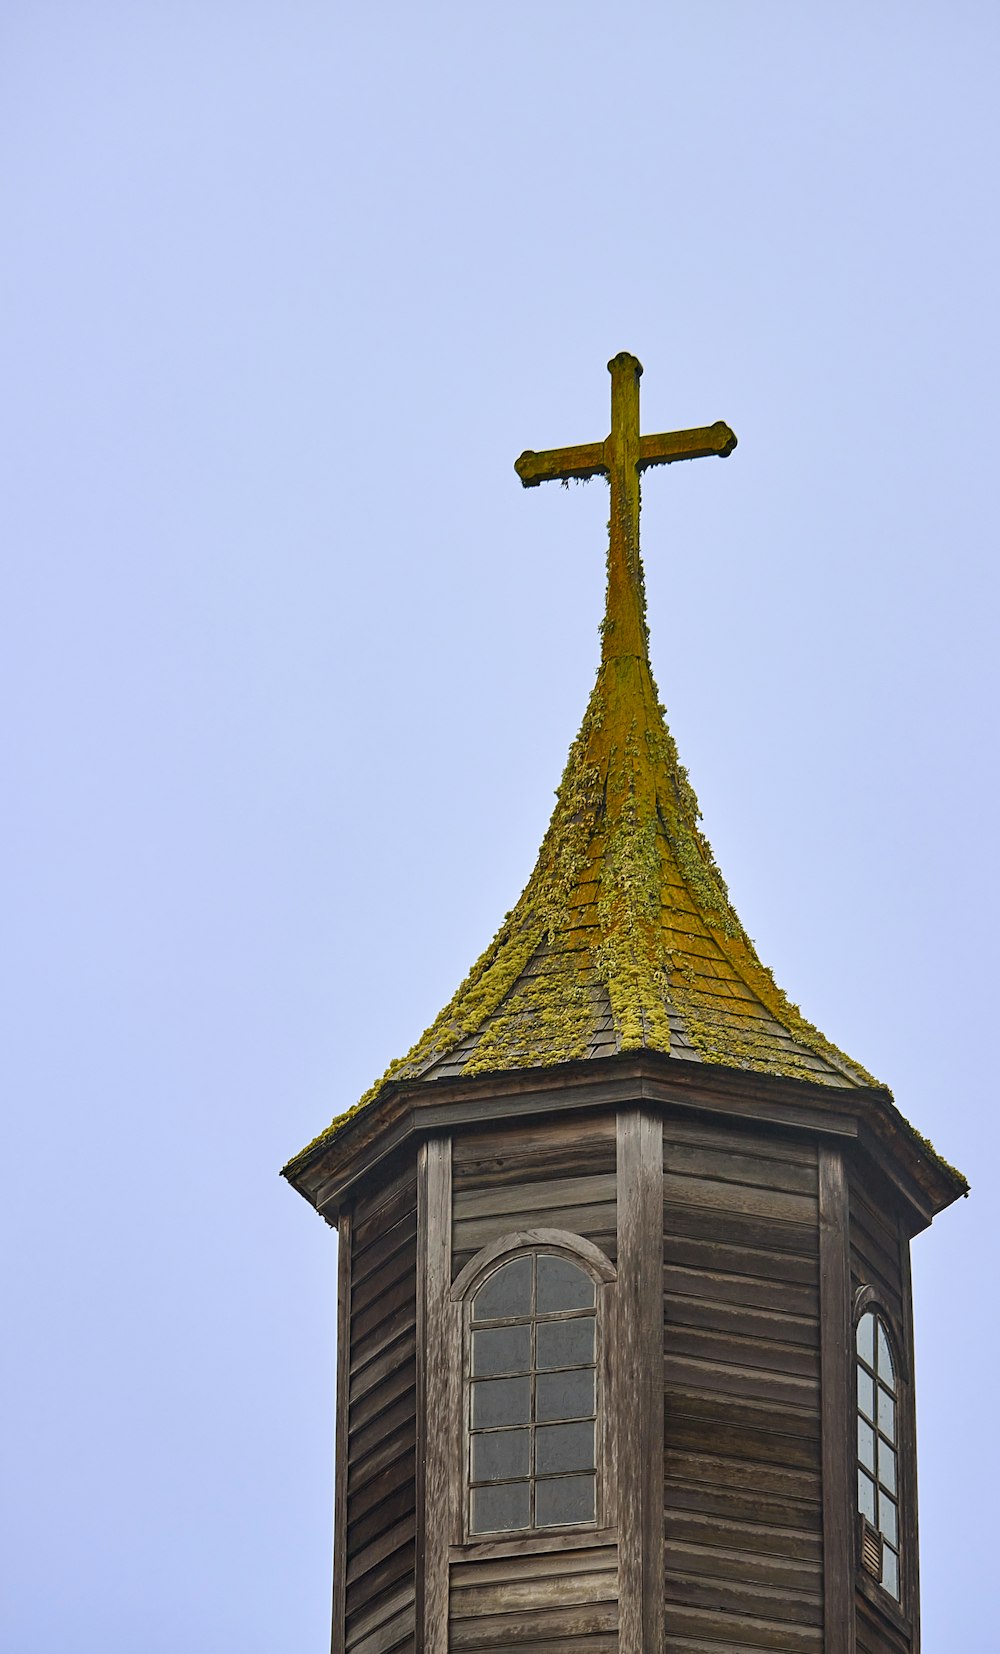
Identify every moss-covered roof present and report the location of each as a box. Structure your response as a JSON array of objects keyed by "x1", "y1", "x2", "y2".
[{"x1": 291, "y1": 431, "x2": 885, "y2": 1168}]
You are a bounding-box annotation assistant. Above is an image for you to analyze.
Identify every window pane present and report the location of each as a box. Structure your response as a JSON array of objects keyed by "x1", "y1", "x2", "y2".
[
  {"x1": 879, "y1": 1441, "x2": 897, "y2": 1495},
  {"x1": 878, "y1": 1386, "x2": 895, "y2": 1443},
  {"x1": 537, "y1": 1367, "x2": 595, "y2": 1423},
  {"x1": 882, "y1": 1545, "x2": 899, "y2": 1600},
  {"x1": 537, "y1": 1255, "x2": 595, "y2": 1313},
  {"x1": 536, "y1": 1420, "x2": 595, "y2": 1475},
  {"x1": 857, "y1": 1366, "x2": 875, "y2": 1421},
  {"x1": 536, "y1": 1316, "x2": 595, "y2": 1371},
  {"x1": 877, "y1": 1321, "x2": 895, "y2": 1388},
  {"x1": 858, "y1": 1469, "x2": 876, "y2": 1524},
  {"x1": 471, "y1": 1428, "x2": 530, "y2": 1484},
  {"x1": 535, "y1": 1473, "x2": 596, "y2": 1527},
  {"x1": 472, "y1": 1324, "x2": 531, "y2": 1378},
  {"x1": 471, "y1": 1480, "x2": 530, "y2": 1534},
  {"x1": 880, "y1": 1492, "x2": 898, "y2": 1547},
  {"x1": 472, "y1": 1376, "x2": 531, "y2": 1429},
  {"x1": 857, "y1": 1312, "x2": 875, "y2": 1367},
  {"x1": 473, "y1": 1258, "x2": 532, "y2": 1322},
  {"x1": 858, "y1": 1417, "x2": 875, "y2": 1472}
]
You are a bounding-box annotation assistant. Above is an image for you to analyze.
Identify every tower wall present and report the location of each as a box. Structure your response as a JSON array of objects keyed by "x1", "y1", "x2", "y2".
[
  {"x1": 321, "y1": 1077, "x2": 940, "y2": 1654},
  {"x1": 662, "y1": 1116, "x2": 824, "y2": 1650},
  {"x1": 338, "y1": 1152, "x2": 419, "y2": 1654}
]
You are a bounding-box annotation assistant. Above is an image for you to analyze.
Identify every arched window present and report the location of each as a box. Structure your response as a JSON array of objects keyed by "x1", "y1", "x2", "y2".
[
  {"x1": 856, "y1": 1308, "x2": 901, "y2": 1601},
  {"x1": 465, "y1": 1249, "x2": 602, "y2": 1536}
]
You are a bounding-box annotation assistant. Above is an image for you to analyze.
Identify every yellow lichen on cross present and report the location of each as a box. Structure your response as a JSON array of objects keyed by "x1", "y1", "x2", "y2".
[{"x1": 515, "y1": 353, "x2": 736, "y2": 660}]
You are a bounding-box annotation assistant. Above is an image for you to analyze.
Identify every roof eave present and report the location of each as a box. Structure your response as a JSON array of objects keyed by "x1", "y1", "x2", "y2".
[{"x1": 282, "y1": 1050, "x2": 967, "y2": 1235}]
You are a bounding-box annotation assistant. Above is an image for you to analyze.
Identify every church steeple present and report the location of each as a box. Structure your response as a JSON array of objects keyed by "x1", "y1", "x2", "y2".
[{"x1": 284, "y1": 354, "x2": 965, "y2": 1654}]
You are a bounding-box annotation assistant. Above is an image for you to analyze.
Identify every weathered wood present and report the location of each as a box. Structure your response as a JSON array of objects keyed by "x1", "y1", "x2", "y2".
[
  {"x1": 449, "y1": 1544, "x2": 617, "y2": 1587},
  {"x1": 665, "y1": 1288, "x2": 818, "y2": 1345},
  {"x1": 449, "y1": 1571, "x2": 618, "y2": 1618},
  {"x1": 351, "y1": 1210, "x2": 418, "y2": 1289},
  {"x1": 664, "y1": 1170, "x2": 817, "y2": 1224},
  {"x1": 664, "y1": 1509, "x2": 822, "y2": 1562},
  {"x1": 451, "y1": 1114, "x2": 616, "y2": 1191},
  {"x1": 664, "y1": 1536, "x2": 821, "y2": 1590},
  {"x1": 343, "y1": 1163, "x2": 418, "y2": 1654},
  {"x1": 347, "y1": 1516, "x2": 418, "y2": 1588},
  {"x1": 416, "y1": 1136, "x2": 454, "y2": 1654},
  {"x1": 347, "y1": 1545, "x2": 418, "y2": 1624},
  {"x1": 334, "y1": 1211, "x2": 352, "y2": 1654},
  {"x1": 664, "y1": 1196, "x2": 819, "y2": 1258},
  {"x1": 447, "y1": 1525, "x2": 618, "y2": 1564},
  {"x1": 453, "y1": 1171, "x2": 616, "y2": 1222},
  {"x1": 616, "y1": 1108, "x2": 663, "y2": 1654},
  {"x1": 664, "y1": 1602, "x2": 822, "y2": 1651},
  {"x1": 665, "y1": 1565, "x2": 823, "y2": 1625},
  {"x1": 899, "y1": 1211, "x2": 920, "y2": 1653},
  {"x1": 666, "y1": 1446, "x2": 821, "y2": 1505},
  {"x1": 666, "y1": 1141, "x2": 818, "y2": 1195},
  {"x1": 665, "y1": 1250, "x2": 819, "y2": 1306},
  {"x1": 819, "y1": 1145, "x2": 854, "y2": 1654},
  {"x1": 346, "y1": 1587, "x2": 416, "y2": 1654},
  {"x1": 665, "y1": 1351, "x2": 819, "y2": 1409},
  {"x1": 449, "y1": 1600, "x2": 620, "y2": 1650}
]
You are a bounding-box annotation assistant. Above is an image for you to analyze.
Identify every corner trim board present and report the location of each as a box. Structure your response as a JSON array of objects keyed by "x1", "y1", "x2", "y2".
[
  {"x1": 416, "y1": 1136, "x2": 454, "y2": 1654},
  {"x1": 616, "y1": 1108, "x2": 664, "y2": 1654},
  {"x1": 819, "y1": 1145, "x2": 855, "y2": 1654}
]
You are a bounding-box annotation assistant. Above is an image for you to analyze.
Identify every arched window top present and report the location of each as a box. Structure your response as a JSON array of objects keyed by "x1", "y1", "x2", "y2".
[
  {"x1": 856, "y1": 1308, "x2": 901, "y2": 1602},
  {"x1": 464, "y1": 1248, "x2": 605, "y2": 1538}
]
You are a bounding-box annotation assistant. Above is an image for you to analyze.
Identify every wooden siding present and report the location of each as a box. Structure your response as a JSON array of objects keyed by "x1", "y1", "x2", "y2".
[
  {"x1": 849, "y1": 1165, "x2": 903, "y2": 1325},
  {"x1": 345, "y1": 1155, "x2": 418, "y2": 1654},
  {"x1": 451, "y1": 1115, "x2": 617, "y2": 1280},
  {"x1": 850, "y1": 1164, "x2": 914, "y2": 1653},
  {"x1": 449, "y1": 1545, "x2": 618, "y2": 1653},
  {"x1": 662, "y1": 1117, "x2": 824, "y2": 1652}
]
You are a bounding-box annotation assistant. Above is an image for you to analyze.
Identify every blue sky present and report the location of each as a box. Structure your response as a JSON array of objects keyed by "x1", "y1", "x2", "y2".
[{"x1": 3, "y1": 5, "x2": 997, "y2": 1649}]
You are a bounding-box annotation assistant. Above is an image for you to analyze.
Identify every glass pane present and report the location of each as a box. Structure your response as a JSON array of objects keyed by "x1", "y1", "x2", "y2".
[
  {"x1": 471, "y1": 1428, "x2": 530, "y2": 1484},
  {"x1": 536, "y1": 1316, "x2": 595, "y2": 1370},
  {"x1": 471, "y1": 1480, "x2": 530, "y2": 1533},
  {"x1": 535, "y1": 1473, "x2": 596, "y2": 1527},
  {"x1": 857, "y1": 1366, "x2": 875, "y2": 1421},
  {"x1": 858, "y1": 1469, "x2": 876, "y2": 1524},
  {"x1": 472, "y1": 1324, "x2": 531, "y2": 1378},
  {"x1": 878, "y1": 1386, "x2": 895, "y2": 1443},
  {"x1": 877, "y1": 1320, "x2": 895, "y2": 1388},
  {"x1": 856, "y1": 1312, "x2": 875, "y2": 1367},
  {"x1": 471, "y1": 1375, "x2": 531, "y2": 1429},
  {"x1": 536, "y1": 1420, "x2": 595, "y2": 1475},
  {"x1": 882, "y1": 1545, "x2": 899, "y2": 1600},
  {"x1": 879, "y1": 1491, "x2": 898, "y2": 1547},
  {"x1": 858, "y1": 1417, "x2": 875, "y2": 1472},
  {"x1": 537, "y1": 1366, "x2": 595, "y2": 1423},
  {"x1": 473, "y1": 1258, "x2": 532, "y2": 1322},
  {"x1": 537, "y1": 1255, "x2": 595, "y2": 1313},
  {"x1": 879, "y1": 1441, "x2": 897, "y2": 1495}
]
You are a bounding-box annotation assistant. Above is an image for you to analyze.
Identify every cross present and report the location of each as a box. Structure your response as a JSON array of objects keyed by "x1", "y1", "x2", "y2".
[{"x1": 515, "y1": 353, "x2": 736, "y2": 659}]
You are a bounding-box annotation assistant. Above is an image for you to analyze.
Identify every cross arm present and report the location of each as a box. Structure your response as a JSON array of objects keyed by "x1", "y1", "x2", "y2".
[
  {"x1": 515, "y1": 440, "x2": 607, "y2": 488},
  {"x1": 638, "y1": 420, "x2": 737, "y2": 469}
]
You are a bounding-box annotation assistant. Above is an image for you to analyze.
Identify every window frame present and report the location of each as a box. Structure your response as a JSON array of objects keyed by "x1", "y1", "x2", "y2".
[
  {"x1": 452, "y1": 1228, "x2": 617, "y2": 1549},
  {"x1": 853, "y1": 1285, "x2": 911, "y2": 1628}
]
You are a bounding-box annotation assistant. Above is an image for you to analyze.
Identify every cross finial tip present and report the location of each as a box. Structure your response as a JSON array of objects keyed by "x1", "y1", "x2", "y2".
[{"x1": 608, "y1": 351, "x2": 643, "y2": 378}]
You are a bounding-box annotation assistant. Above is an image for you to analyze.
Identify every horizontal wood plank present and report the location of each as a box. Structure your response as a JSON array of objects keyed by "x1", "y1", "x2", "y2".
[
  {"x1": 448, "y1": 1601, "x2": 620, "y2": 1650},
  {"x1": 663, "y1": 1602, "x2": 822, "y2": 1651}
]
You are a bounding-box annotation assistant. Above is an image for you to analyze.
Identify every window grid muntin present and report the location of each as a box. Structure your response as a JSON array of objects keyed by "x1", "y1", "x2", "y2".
[
  {"x1": 468, "y1": 1252, "x2": 598, "y2": 1535},
  {"x1": 856, "y1": 1309, "x2": 901, "y2": 1601}
]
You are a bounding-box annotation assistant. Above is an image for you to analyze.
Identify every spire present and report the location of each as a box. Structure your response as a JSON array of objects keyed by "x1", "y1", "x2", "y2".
[{"x1": 303, "y1": 355, "x2": 877, "y2": 1149}]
